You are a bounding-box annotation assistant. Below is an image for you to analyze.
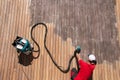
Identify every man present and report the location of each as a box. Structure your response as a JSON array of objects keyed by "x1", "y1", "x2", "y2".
[{"x1": 71, "y1": 53, "x2": 97, "y2": 80}]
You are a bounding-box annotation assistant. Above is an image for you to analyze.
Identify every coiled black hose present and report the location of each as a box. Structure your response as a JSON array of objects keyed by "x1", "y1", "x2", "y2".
[{"x1": 30, "y1": 23, "x2": 78, "y2": 73}]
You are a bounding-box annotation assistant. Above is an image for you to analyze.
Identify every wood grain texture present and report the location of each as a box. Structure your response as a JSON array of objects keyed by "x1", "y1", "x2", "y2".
[
  {"x1": 116, "y1": 0, "x2": 120, "y2": 43},
  {"x1": 0, "y1": 0, "x2": 120, "y2": 80}
]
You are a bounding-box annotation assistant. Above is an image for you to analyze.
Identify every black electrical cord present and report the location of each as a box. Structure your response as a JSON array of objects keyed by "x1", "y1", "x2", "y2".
[{"x1": 30, "y1": 23, "x2": 78, "y2": 73}]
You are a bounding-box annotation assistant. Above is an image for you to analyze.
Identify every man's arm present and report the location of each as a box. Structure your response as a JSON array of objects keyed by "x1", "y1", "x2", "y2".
[
  {"x1": 75, "y1": 53, "x2": 81, "y2": 71},
  {"x1": 76, "y1": 53, "x2": 87, "y2": 68},
  {"x1": 76, "y1": 53, "x2": 81, "y2": 61}
]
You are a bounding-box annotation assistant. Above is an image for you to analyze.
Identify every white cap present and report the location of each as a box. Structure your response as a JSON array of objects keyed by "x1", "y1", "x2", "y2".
[{"x1": 88, "y1": 54, "x2": 96, "y2": 61}]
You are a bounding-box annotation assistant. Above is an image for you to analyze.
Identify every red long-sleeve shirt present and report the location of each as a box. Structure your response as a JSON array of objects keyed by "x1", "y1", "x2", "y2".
[{"x1": 74, "y1": 60, "x2": 95, "y2": 80}]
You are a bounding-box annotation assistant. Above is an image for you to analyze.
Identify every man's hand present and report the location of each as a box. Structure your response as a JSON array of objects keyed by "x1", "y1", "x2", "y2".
[{"x1": 76, "y1": 53, "x2": 81, "y2": 61}]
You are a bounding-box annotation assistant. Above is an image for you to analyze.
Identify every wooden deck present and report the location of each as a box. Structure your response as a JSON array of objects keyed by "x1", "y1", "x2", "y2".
[{"x1": 0, "y1": 0, "x2": 120, "y2": 80}]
